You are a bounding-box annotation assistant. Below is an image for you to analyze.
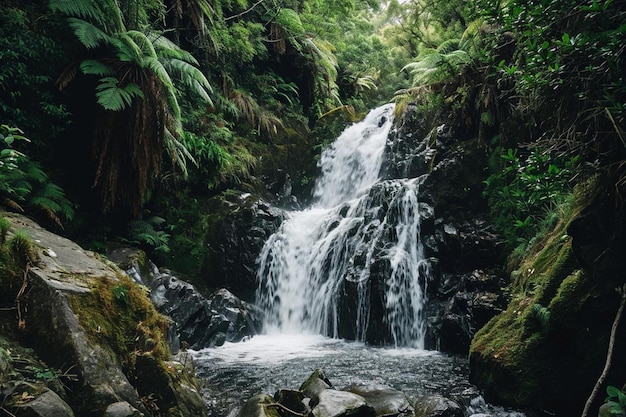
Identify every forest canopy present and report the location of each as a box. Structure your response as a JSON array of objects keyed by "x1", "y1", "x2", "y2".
[{"x1": 0, "y1": 0, "x2": 624, "y2": 263}]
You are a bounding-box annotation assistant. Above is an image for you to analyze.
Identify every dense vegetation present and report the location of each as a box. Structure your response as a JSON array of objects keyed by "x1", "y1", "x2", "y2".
[
  {"x1": 0, "y1": 0, "x2": 622, "y2": 272},
  {"x1": 1, "y1": 0, "x2": 625, "y2": 413}
]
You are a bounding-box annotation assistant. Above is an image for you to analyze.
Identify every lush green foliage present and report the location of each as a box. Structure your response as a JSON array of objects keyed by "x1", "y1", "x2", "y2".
[
  {"x1": 0, "y1": 4, "x2": 71, "y2": 152},
  {"x1": 483, "y1": 147, "x2": 579, "y2": 248},
  {"x1": 0, "y1": 125, "x2": 74, "y2": 229},
  {"x1": 485, "y1": 0, "x2": 625, "y2": 184},
  {"x1": 1, "y1": 0, "x2": 624, "y2": 271}
]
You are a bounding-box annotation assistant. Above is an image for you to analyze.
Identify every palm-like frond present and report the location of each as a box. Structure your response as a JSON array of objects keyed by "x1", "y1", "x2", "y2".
[
  {"x1": 67, "y1": 17, "x2": 112, "y2": 49},
  {"x1": 166, "y1": 59, "x2": 213, "y2": 104},
  {"x1": 50, "y1": 0, "x2": 124, "y2": 34},
  {"x1": 54, "y1": 0, "x2": 213, "y2": 214},
  {"x1": 150, "y1": 32, "x2": 199, "y2": 65},
  {"x1": 95, "y1": 77, "x2": 144, "y2": 111},
  {"x1": 402, "y1": 44, "x2": 472, "y2": 86},
  {"x1": 303, "y1": 37, "x2": 341, "y2": 113},
  {"x1": 79, "y1": 59, "x2": 114, "y2": 76},
  {"x1": 164, "y1": 127, "x2": 196, "y2": 178},
  {"x1": 49, "y1": 0, "x2": 101, "y2": 22}
]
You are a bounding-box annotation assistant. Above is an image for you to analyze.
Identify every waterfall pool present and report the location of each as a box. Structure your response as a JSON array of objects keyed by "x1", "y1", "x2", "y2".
[{"x1": 190, "y1": 334, "x2": 526, "y2": 417}]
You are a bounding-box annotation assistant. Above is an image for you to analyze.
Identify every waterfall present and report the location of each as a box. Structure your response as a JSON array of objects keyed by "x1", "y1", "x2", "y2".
[{"x1": 256, "y1": 103, "x2": 432, "y2": 348}]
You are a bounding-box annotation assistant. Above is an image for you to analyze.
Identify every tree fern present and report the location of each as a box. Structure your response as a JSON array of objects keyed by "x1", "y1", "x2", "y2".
[
  {"x1": 50, "y1": 0, "x2": 124, "y2": 34},
  {"x1": 303, "y1": 37, "x2": 342, "y2": 115},
  {"x1": 79, "y1": 59, "x2": 115, "y2": 76},
  {"x1": 402, "y1": 42, "x2": 472, "y2": 86},
  {"x1": 53, "y1": 0, "x2": 213, "y2": 214}
]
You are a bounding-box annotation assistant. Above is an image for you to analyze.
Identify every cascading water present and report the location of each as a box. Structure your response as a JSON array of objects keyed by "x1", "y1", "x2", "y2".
[
  {"x1": 189, "y1": 104, "x2": 528, "y2": 417},
  {"x1": 255, "y1": 103, "x2": 432, "y2": 347}
]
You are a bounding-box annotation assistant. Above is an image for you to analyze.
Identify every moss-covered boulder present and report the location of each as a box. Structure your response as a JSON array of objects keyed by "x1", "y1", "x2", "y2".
[
  {"x1": 0, "y1": 211, "x2": 207, "y2": 417},
  {"x1": 469, "y1": 186, "x2": 626, "y2": 416}
]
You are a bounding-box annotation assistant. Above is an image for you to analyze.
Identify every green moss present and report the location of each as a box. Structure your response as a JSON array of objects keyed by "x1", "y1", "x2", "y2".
[
  {"x1": 67, "y1": 273, "x2": 171, "y2": 371},
  {"x1": 549, "y1": 270, "x2": 589, "y2": 320},
  {"x1": 470, "y1": 193, "x2": 586, "y2": 408}
]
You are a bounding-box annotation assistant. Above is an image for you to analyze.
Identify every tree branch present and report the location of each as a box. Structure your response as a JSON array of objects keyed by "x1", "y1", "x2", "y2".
[
  {"x1": 581, "y1": 284, "x2": 626, "y2": 417},
  {"x1": 225, "y1": 0, "x2": 265, "y2": 21}
]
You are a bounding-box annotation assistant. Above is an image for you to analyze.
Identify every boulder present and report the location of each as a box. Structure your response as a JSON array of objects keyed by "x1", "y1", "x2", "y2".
[
  {"x1": 201, "y1": 193, "x2": 286, "y2": 301},
  {"x1": 14, "y1": 388, "x2": 75, "y2": 417},
  {"x1": 274, "y1": 389, "x2": 309, "y2": 415},
  {"x1": 343, "y1": 382, "x2": 413, "y2": 417},
  {"x1": 104, "y1": 401, "x2": 143, "y2": 417},
  {"x1": 237, "y1": 394, "x2": 281, "y2": 417},
  {"x1": 310, "y1": 389, "x2": 376, "y2": 417},
  {"x1": 300, "y1": 369, "x2": 334, "y2": 399},
  {"x1": 109, "y1": 247, "x2": 264, "y2": 350},
  {"x1": 413, "y1": 395, "x2": 464, "y2": 417},
  {"x1": 0, "y1": 211, "x2": 207, "y2": 417}
]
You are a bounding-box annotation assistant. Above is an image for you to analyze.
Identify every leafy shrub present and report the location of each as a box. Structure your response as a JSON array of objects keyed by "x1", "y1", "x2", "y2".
[
  {"x1": 483, "y1": 147, "x2": 579, "y2": 248},
  {"x1": 0, "y1": 124, "x2": 74, "y2": 229}
]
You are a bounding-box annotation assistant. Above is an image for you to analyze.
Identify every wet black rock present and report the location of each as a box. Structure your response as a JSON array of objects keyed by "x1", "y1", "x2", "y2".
[
  {"x1": 201, "y1": 193, "x2": 286, "y2": 301},
  {"x1": 109, "y1": 247, "x2": 264, "y2": 350},
  {"x1": 147, "y1": 271, "x2": 263, "y2": 349}
]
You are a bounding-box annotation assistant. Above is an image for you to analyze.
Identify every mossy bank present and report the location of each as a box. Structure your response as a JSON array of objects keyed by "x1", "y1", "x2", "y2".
[{"x1": 469, "y1": 182, "x2": 626, "y2": 416}]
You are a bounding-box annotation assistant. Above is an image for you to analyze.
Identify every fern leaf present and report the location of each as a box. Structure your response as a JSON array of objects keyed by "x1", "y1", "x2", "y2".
[
  {"x1": 126, "y1": 30, "x2": 158, "y2": 60},
  {"x1": 150, "y1": 33, "x2": 198, "y2": 65},
  {"x1": 67, "y1": 17, "x2": 112, "y2": 49},
  {"x1": 276, "y1": 8, "x2": 304, "y2": 37},
  {"x1": 95, "y1": 77, "x2": 144, "y2": 111},
  {"x1": 166, "y1": 59, "x2": 213, "y2": 104},
  {"x1": 80, "y1": 59, "x2": 114, "y2": 76},
  {"x1": 50, "y1": 0, "x2": 100, "y2": 21}
]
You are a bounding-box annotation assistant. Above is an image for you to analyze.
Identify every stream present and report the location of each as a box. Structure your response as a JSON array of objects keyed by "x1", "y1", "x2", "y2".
[{"x1": 190, "y1": 334, "x2": 526, "y2": 417}]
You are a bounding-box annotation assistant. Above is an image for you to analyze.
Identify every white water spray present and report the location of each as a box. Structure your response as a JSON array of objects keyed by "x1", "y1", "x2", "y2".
[{"x1": 256, "y1": 104, "x2": 432, "y2": 347}]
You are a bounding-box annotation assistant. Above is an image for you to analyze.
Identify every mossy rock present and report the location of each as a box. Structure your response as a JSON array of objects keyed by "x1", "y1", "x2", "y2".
[{"x1": 469, "y1": 190, "x2": 626, "y2": 416}]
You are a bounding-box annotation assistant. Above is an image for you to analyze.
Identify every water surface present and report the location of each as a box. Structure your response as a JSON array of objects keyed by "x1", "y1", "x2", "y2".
[{"x1": 190, "y1": 334, "x2": 525, "y2": 417}]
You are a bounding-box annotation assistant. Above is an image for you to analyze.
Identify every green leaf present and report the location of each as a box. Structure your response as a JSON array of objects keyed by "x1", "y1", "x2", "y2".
[
  {"x1": 79, "y1": 60, "x2": 114, "y2": 76},
  {"x1": 95, "y1": 77, "x2": 144, "y2": 111},
  {"x1": 67, "y1": 17, "x2": 111, "y2": 49}
]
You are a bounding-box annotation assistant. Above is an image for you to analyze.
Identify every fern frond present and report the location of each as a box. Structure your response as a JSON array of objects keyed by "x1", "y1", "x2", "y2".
[
  {"x1": 228, "y1": 89, "x2": 260, "y2": 125},
  {"x1": 50, "y1": 0, "x2": 100, "y2": 21},
  {"x1": 51, "y1": 0, "x2": 124, "y2": 34},
  {"x1": 436, "y1": 39, "x2": 461, "y2": 54},
  {"x1": 95, "y1": 77, "x2": 144, "y2": 111},
  {"x1": 67, "y1": 17, "x2": 112, "y2": 49},
  {"x1": 164, "y1": 128, "x2": 196, "y2": 177},
  {"x1": 125, "y1": 30, "x2": 158, "y2": 60},
  {"x1": 56, "y1": 64, "x2": 78, "y2": 90},
  {"x1": 79, "y1": 59, "x2": 115, "y2": 76},
  {"x1": 150, "y1": 33, "x2": 198, "y2": 65},
  {"x1": 166, "y1": 59, "x2": 213, "y2": 104},
  {"x1": 257, "y1": 110, "x2": 284, "y2": 139},
  {"x1": 276, "y1": 8, "x2": 304, "y2": 37}
]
